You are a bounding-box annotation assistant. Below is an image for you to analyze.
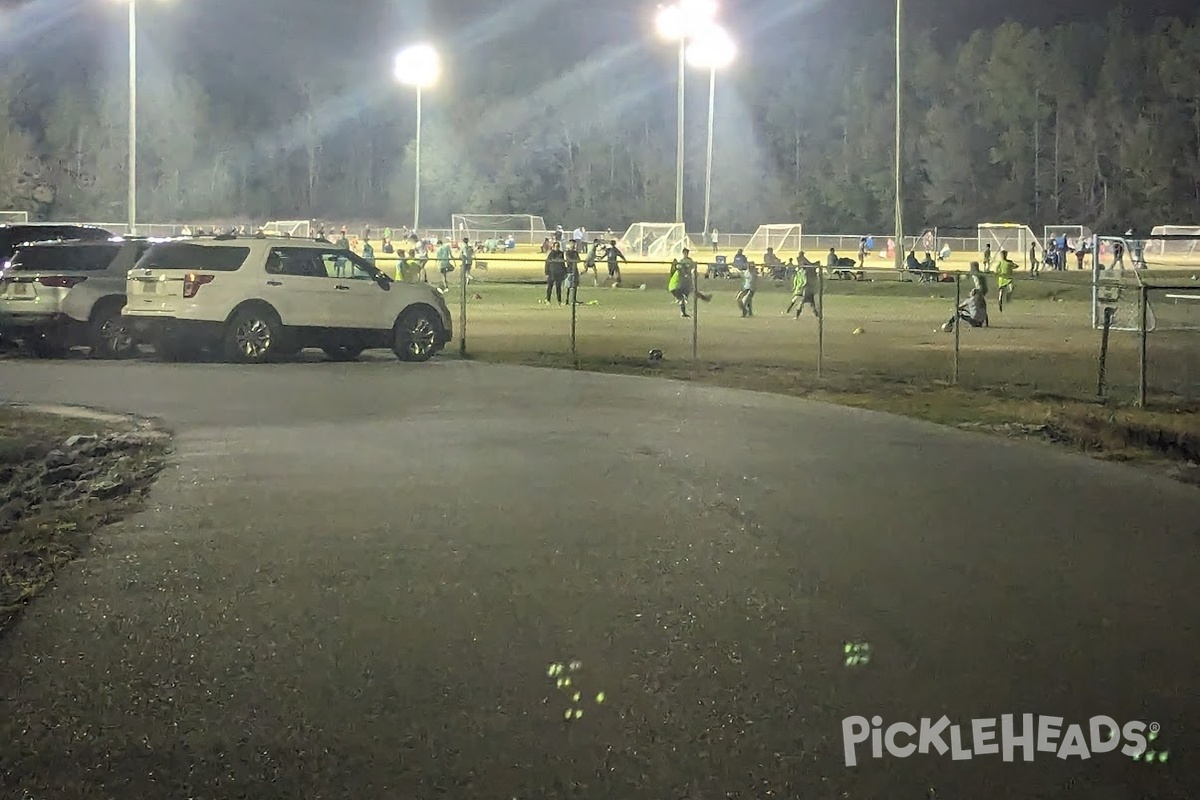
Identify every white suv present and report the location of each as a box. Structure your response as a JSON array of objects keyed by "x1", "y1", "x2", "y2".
[{"x1": 122, "y1": 236, "x2": 452, "y2": 363}]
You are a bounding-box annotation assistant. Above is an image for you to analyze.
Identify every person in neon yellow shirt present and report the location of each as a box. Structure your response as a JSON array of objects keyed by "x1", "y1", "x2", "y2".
[{"x1": 994, "y1": 249, "x2": 1017, "y2": 312}]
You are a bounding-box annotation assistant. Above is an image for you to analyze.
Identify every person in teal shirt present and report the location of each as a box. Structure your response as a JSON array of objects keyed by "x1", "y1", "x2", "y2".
[{"x1": 436, "y1": 240, "x2": 453, "y2": 289}]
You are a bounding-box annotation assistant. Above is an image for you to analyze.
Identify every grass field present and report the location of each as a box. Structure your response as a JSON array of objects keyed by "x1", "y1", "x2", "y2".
[{"x1": 423, "y1": 254, "x2": 1197, "y2": 402}]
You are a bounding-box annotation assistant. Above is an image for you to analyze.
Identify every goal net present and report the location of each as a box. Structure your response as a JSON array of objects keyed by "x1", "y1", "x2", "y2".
[
  {"x1": 978, "y1": 223, "x2": 1038, "y2": 268},
  {"x1": 0, "y1": 211, "x2": 29, "y2": 224},
  {"x1": 262, "y1": 220, "x2": 311, "y2": 238},
  {"x1": 1094, "y1": 236, "x2": 1156, "y2": 332},
  {"x1": 620, "y1": 222, "x2": 691, "y2": 259},
  {"x1": 451, "y1": 214, "x2": 547, "y2": 244},
  {"x1": 745, "y1": 224, "x2": 802, "y2": 259},
  {"x1": 1148, "y1": 226, "x2": 1200, "y2": 264}
]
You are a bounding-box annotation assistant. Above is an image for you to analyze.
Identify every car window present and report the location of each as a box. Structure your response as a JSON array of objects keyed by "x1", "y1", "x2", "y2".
[
  {"x1": 270, "y1": 248, "x2": 328, "y2": 278},
  {"x1": 9, "y1": 244, "x2": 121, "y2": 272},
  {"x1": 136, "y1": 242, "x2": 250, "y2": 272},
  {"x1": 319, "y1": 251, "x2": 375, "y2": 280}
]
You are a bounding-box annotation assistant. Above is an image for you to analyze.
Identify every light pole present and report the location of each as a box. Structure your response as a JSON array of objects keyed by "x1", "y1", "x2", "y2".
[
  {"x1": 110, "y1": 0, "x2": 152, "y2": 235},
  {"x1": 686, "y1": 23, "x2": 734, "y2": 242},
  {"x1": 894, "y1": 0, "x2": 904, "y2": 272},
  {"x1": 394, "y1": 43, "x2": 441, "y2": 233},
  {"x1": 655, "y1": 0, "x2": 717, "y2": 226}
]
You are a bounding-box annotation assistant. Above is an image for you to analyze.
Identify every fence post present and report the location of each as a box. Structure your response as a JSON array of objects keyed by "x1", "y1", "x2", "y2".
[
  {"x1": 1097, "y1": 306, "x2": 1114, "y2": 399},
  {"x1": 459, "y1": 255, "x2": 468, "y2": 357},
  {"x1": 953, "y1": 273, "x2": 961, "y2": 385},
  {"x1": 570, "y1": 268, "x2": 578, "y2": 367},
  {"x1": 817, "y1": 264, "x2": 825, "y2": 379},
  {"x1": 692, "y1": 262, "x2": 699, "y2": 362},
  {"x1": 1138, "y1": 284, "x2": 1148, "y2": 407}
]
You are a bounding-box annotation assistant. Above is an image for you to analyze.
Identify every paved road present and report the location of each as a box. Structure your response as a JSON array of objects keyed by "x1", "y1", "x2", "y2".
[{"x1": 1, "y1": 357, "x2": 1198, "y2": 799}]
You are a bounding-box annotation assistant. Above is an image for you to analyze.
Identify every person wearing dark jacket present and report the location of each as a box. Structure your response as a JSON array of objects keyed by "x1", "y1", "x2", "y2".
[
  {"x1": 545, "y1": 242, "x2": 568, "y2": 304},
  {"x1": 605, "y1": 239, "x2": 627, "y2": 287}
]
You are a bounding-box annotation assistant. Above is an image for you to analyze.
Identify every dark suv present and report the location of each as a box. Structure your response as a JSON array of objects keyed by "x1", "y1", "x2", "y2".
[{"x1": 0, "y1": 224, "x2": 114, "y2": 266}]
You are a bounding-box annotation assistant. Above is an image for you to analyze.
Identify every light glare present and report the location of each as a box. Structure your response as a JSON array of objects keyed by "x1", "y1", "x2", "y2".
[
  {"x1": 655, "y1": 0, "x2": 718, "y2": 41},
  {"x1": 686, "y1": 23, "x2": 735, "y2": 69},
  {"x1": 394, "y1": 43, "x2": 441, "y2": 89}
]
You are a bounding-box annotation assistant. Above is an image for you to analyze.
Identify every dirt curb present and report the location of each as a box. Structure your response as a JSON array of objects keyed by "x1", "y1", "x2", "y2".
[{"x1": 0, "y1": 405, "x2": 171, "y2": 635}]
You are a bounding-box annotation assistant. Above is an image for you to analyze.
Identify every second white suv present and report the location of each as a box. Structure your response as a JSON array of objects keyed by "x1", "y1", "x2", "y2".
[{"x1": 122, "y1": 236, "x2": 452, "y2": 363}]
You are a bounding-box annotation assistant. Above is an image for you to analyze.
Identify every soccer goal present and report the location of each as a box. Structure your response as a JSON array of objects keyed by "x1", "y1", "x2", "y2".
[
  {"x1": 1148, "y1": 226, "x2": 1200, "y2": 264},
  {"x1": 745, "y1": 224, "x2": 802, "y2": 258},
  {"x1": 1044, "y1": 224, "x2": 1092, "y2": 252},
  {"x1": 620, "y1": 222, "x2": 692, "y2": 259},
  {"x1": 978, "y1": 223, "x2": 1039, "y2": 268},
  {"x1": 0, "y1": 211, "x2": 29, "y2": 224},
  {"x1": 1094, "y1": 235, "x2": 1156, "y2": 332},
  {"x1": 262, "y1": 220, "x2": 311, "y2": 238},
  {"x1": 451, "y1": 214, "x2": 547, "y2": 245}
]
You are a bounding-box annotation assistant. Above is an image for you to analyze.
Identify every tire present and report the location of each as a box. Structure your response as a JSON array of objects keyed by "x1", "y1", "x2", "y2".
[
  {"x1": 392, "y1": 307, "x2": 441, "y2": 363},
  {"x1": 223, "y1": 306, "x2": 283, "y2": 364},
  {"x1": 322, "y1": 343, "x2": 365, "y2": 362},
  {"x1": 88, "y1": 303, "x2": 137, "y2": 359}
]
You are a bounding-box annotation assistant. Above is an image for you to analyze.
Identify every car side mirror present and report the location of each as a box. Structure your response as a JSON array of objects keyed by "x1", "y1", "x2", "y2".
[{"x1": 374, "y1": 273, "x2": 391, "y2": 291}]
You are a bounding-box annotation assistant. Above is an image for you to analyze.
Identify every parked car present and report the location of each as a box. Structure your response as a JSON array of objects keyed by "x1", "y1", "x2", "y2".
[
  {"x1": 0, "y1": 238, "x2": 151, "y2": 358},
  {"x1": 0, "y1": 223, "x2": 114, "y2": 267},
  {"x1": 122, "y1": 236, "x2": 453, "y2": 363}
]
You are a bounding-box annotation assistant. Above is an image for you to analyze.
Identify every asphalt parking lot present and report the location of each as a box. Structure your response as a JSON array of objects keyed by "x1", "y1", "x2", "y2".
[{"x1": 2, "y1": 357, "x2": 1198, "y2": 799}]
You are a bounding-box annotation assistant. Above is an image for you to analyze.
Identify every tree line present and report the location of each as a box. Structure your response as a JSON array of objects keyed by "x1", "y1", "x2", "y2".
[{"x1": 0, "y1": 10, "x2": 1196, "y2": 234}]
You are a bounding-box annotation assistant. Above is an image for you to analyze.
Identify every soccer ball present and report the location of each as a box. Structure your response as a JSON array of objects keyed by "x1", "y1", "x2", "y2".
[
  {"x1": 648, "y1": 349, "x2": 664, "y2": 362},
  {"x1": 853, "y1": 327, "x2": 865, "y2": 335}
]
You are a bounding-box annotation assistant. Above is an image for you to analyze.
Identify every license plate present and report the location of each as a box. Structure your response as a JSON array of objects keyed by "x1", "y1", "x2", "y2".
[
  {"x1": 7, "y1": 282, "x2": 29, "y2": 297},
  {"x1": 140, "y1": 281, "x2": 159, "y2": 294}
]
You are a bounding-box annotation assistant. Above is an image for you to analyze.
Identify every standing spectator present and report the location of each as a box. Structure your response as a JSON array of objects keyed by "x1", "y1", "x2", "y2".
[
  {"x1": 362, "y1": 225, "x2": 372, "y2": 243},
  {"x1": 436, "y1": 239, "x2": 453, "y2": 289},
  {"x1": 857, "y1": 237, "x2": 868, "y2": 269},
  {"x1": 994, "y1": 249, "x2": 1017, "y2": 312},
  {"x1": 459, "y1": 238, "x2": 475, "y2": 284},
  {"x1": 1075, "y1": 241, "x2": 1088, "y2": 270},
  {"x1": 1112, "y1": 237, "x2": 1126, "y2": 270},
  {"x1": 565, "y1": 241, "x2": 581, "y2": 304},
  {"x1": 335, "y1": 230, "x2": 350, "y2": 250},
  {"x1": 572, "y1": 226, "x2": 585, "y2": 252},
  {"x1": 710, "y1": 228, "x2": 719, "y2": 253},
  {"x1": 736, "y1": 262, "x2": 759, "y2": 318},
  {"x1": 982, "y1": 242, "x2": 993, "y2": 271},
  {"x1": 361, "y1": 239, "x2": 376, "y2": 264},
  {"x1": 1028, "y1": 240, "x2": 1039, "y2": 277},
  {"x1": 605, "y1": 239, "x2": 627, "y2": 287},
  {"x1": 786, "y1": 260, "x2": 821, "y2": 319},
  {"x1": 554, "y1": 225, "x2": 565, "y2": 244},
  {"x1": 383, "y1": 226, "x2": 393, "y2": 242},
  {"x1": 545, "y1": 242, "x2": 567, "y2": 304}
]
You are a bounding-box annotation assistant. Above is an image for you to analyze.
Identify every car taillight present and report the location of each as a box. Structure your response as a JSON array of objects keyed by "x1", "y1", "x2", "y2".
[
  {"x1": 37, "y1": 276, "x2": 88, "y2": 288},
  {"x1": 183, "y1": 273, "x2": 215, "y2": 298}
]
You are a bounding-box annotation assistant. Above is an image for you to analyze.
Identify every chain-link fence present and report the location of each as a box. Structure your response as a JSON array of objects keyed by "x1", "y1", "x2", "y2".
[{"x1": 375, "y1": 248, "x2": 1199, "y2": 408}]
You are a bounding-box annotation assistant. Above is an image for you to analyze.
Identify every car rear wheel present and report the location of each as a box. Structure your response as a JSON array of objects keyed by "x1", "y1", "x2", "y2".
[
  {"x1": 224, "y1": 306, "x2": 282, "y2": 364},
  {"x1": 392, "y1": 308, "x2": 441, "y2": 363},
  {"x1": 89, "y1": 304, "x2": 137, "y2": 359}
]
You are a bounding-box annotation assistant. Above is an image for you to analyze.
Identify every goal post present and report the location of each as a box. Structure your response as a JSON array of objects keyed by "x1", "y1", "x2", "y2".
[
  {"x1": 0, "y1": 211, "x2": 29, "y2": 224},
  {"x1": 1148, "y1": 225, "x2": 1200, "y2": 263},
  {"x1": 1093, "y1": 234, "x2": 1156, "y2": 332},
  {"x1": 745, "y1": 224, "x2": 803, "y2": 258},
  {"x1": 977, "y1": 223, "x2": 1040, "y2": 268},
  {"x1": 450, "y1": 214, "x2": 547, "y2": 245},
  {"x1": 619, "y1": 222, "x2": 692, "y2": 259},
  {"x1": 262, "y1": 220, "x2": 311, "y2": 238}
]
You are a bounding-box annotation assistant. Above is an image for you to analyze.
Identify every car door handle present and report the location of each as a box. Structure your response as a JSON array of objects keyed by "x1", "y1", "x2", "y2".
[
  {"x1": 266, "y1": 280, "x2": 283, "y2": 286},
  {"x1": 335, "y1": 285, "x2": 350, "y2": 291}
]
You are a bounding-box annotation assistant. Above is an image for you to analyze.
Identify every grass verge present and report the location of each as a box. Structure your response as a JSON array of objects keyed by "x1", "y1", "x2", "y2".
[{"x1": 0, "y1": 407, "x2": 170, "y2": 635}]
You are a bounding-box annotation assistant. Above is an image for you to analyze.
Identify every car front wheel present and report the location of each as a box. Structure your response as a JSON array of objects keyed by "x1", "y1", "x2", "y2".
[
  {"x1": 224, "y1": 307, "x2": 283, "y2": 364},
  {"x1": 392, "y1": 307, "x2": 441, "y2": 363}
]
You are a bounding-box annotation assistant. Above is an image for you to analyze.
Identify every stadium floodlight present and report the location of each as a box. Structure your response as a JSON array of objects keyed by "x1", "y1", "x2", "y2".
[
  {"x1": 108, "y1": 0, "x2": 169, "y2": 236},
  {"x1": 655, "y1": 0, "x2": 718, "y2": 227},
  {"x1": 686, "y1": 23, "x2": 735, "y2": 240},
  {"x1": 394, "y1": 44, "x2": 441, "y2": 232}
]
